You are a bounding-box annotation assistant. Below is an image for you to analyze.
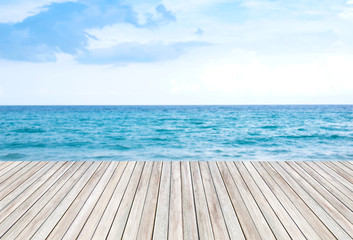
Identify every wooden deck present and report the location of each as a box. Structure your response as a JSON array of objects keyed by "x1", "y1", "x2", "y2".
[{"x1": 0, "y1": 161, "x2": 353, "y2": 239}]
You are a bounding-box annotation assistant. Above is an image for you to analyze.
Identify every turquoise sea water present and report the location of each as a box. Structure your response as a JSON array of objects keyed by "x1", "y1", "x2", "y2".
[{"x1": 0, "y1": 105, "x2": 352, "y2": 161}]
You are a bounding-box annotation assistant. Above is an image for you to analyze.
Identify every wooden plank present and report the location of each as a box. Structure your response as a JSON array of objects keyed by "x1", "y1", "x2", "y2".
[
  {"x1": 331, "y1": 161, "x2": 353, "y2": 176},
  {"x1": 208, "y1": 162, "x2": 245, "y2": 240},
  {"x1": 62, "y1": 162, "x2": 119, "y2": 239},
  {"x1": 61, "y1": 162, "x2": 119, "y2": 240},
  {"x1": 270, "y1": 162, "x2": 351, "y2": 239},
  {"x1": 260, "y1": 162, "x2": 336, "y2": 239},
  {"x1": 199, "y1": 162, "x2": 230, "y2": 240},
  {"x1": 136, "y1": 161, "x2": 163, "y2": 240},
  {"x1": 106, "y1": 161, "x2": 145, "y2": 239},
  {"x1": 339, "y1": 161, "x2": 353, "y2": 174},
  {"x1": 0, "y1": 161, "x2": 30, "y2": 185},
  {"x1": 287, "y1": 162, "x2": 353, "y2": 224},
  {"x1": 243, "y1": 161, "x2": 306, "y2": 239},
  {"x1": 299, "y1": 162, "x2": 353, "y2": 211},
  {"x1": 48, "y1": 162, "x2": 111, "y2": 239},
  {"x1": 305, "y1": 162, "x2": 353, "y2": 207},
  {"x1": 1, "y1": 162, "x2": 81, "y2": 240},
  {"x1": 324, "y1": 162, "x2": 353, "y2": 184},
  {"x1": 0, "y1": 161, "x2": 47, "y2": 199},
  {"x1": 235, "y1": 162, "x2": 291, "y2": 240},
  {"x1": 252, "y1": 162, "x2": 320, "y2": 239},
  {"x1": 0, "y1": 161, "x2": 57, "y2": 223},
  {"x1": 14, "y1": 162, "x2": 88, "y2": 240},
  {"x1": 168, "y1": 161, "x2": 183, "y2": 240},
  {"x1": 0, "y1": 162, "x2": 31, "y2": 189},
  {"x1": 0, "y1": 161, "x2": 39, "y2": 191},
  {"x1": 225, "y1": 161, "x2": 276, "y2": 239},
  {"x1": 152, "y1": 161, "x2": 171, "y2": 240},
  {"x1": 252, "y1": 161, "x2": 322, "y2": 239},
  {"x1": 189, "y1": 161, "x2": 214, "y2": 240},
  {"x1": 314, "y1": 162, "x2": 353, "y2": 192},
  {"x1": 0, "y1": 161, "x2": 17, "y2": 175},
  {"x1": 216, "y1": 162, "x2": 261, "y2": 240},
  {"x1": 1, "y1": 160, "x2": 353, "y2": 240},
  {"x1": 30, "y1": 161, "x2": 101, "y2": 240},
  {"x1": 180, "y1": 161, "x2": 199, "y2": 240},
  {"x1": 122, "y1": 161, "x2": 154, "y2": 239},
  {"x1": 77, "y1": 161, "x2": 128, "y2": 240},
  {"x1": 91, "y1": 161, "x2": 136, "y2": 239}
]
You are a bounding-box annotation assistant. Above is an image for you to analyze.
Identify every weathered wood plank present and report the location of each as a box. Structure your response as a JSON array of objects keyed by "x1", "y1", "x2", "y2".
[
  {"x1": 283, "y1": 162, "x2": 353, "y2": 235},
  {"x1": 271, "y1": 162, "x2": 352, "y2": 239},
  {"x1": 153, "y1": 161, "x2": 171, "y2": 240},
  {"x1": 106, "y1": 161, "x2": 146, "y2": 239},
  {"x1": 122, "y1": 161, "x2": 153, "y2": 239},
  {"x1": 226, "y1": 161, "x2": 276, "y2": 239},
  {"x1": 180, "y1": 161, "x2": 199, "y2": 240},
  {"x1": 324, "y1": 162, "x2": 353, "y2": 184},
  {"x1": 340, "y1": 161, "x2": 353, "y2": 172},
  {"x1": 77, "y1": 161, "x2": 128, "y2": 240},
  {"x1": 0, "y1": 161, "x2": 44, "y2": 195},
  {"x1": 252, "y1": 162, "x2": 320, "y2": 240},
  {"x1": 136, "y1": 161, "x2": 162, "y2": 240},
  {"x1": 243, "y1": 161, "x2": 308, "y2": 240},
  {"x1": 62, "y1": 162, "x2": 119, "y2": 240},
  {"x1": 31, "y1": 162, "x2": 101, "y2": 240},
  {"x1": 0, "y1": 161, "x2": 17, "y2": 175},
  {"x1": 2, "y1": 162, "x2": 81, "y2": 240},
  {"x1": 260, "y1": 162, "x2": 336, "y2": 239},
  {"x1": 168, "y1": 161, "x2": 183, "y2": 240},
  {"x1": 217, "y1": 162, "x2": 261, "y2": 240},
  {"x1": 91, "y1": 161, "x2": 136, "y2": 239},
  {"x1": 1, "y1": 161, "x2": 353, "y2": 240},
  {"x1": 235, "y1": 162, "x2": 291, "y2": 239},
  {"x1": 208, "y1": 162, "x2": 245, "y2": 240},
  {"x1": 190, "y1": 161, "x2": 214, "y2": 240},
  {"x1": 315, "y1": 161, "x2": 353, "y2": 192},
  {"x1": 298, "y1": 162, "x2": 353, "y2": 211},
  {"x1": 305, "y1": 162, "x2": 353, "y2": 207},
  {"x1": 0, "y1": 162, "x2": 30, "y2": 187},
  {"x1": 199, "y1": 161, "x2": 230, "y2": 240},
  {"x1": 0, "y1": 161, "x2": 57, "y2": 223}
]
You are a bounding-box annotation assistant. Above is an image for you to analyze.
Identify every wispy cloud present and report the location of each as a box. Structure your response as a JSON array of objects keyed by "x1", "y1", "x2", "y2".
[
  {"x1": 0, "y1": 0, "x2": 73, "y2": 23},
  {"x1": 77, "y1": 41, "x2": 209, "y2": 64},
  {"x1": 1, "y1": 0, "x2": 353, "y2": 104},
  {"x1": 0, "y1": 0, "x2": 179, "y2": 62}
]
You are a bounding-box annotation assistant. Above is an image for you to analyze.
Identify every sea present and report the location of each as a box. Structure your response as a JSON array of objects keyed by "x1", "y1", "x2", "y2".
[{"x1": 0, "y1": 105, "x2": 352, "y2": 161}]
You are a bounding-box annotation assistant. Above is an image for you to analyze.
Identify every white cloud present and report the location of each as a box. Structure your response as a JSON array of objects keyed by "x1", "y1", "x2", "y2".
[
  {"x1": 166, "y1": 47, "x2": 353, "y2": 103},
  {"x1": 1, "y1": 48, "x2": 353, "y2": 105},
  {"x1": 161, "y1": 0, "x2": 233, "y2": 12},
  {"x1": 86, "y1": 23, "x2": 202, "y2": 49},
  {"x1": 0, "y1": 0, "x2": 74, "y2": 23},
  {"x1": 339, "y1": 7, "x2": 353, "y2": 21}
]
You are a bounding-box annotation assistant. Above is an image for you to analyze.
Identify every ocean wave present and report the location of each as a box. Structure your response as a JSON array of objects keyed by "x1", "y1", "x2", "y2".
[
  {"x1": 14, "y1": 127, "x2": 46, "y2": 133},
  {"x1": 146, "y1": 137, "x2": 171, "y2": 142},
  {"x1": 91, "y1": 155, "x2": 116, "y2": 159},
  {"x1": 280, "y1": 134, "x2": 351, "y2": 140},
  {"x1": 6, "y1": 142, "x2": 47, "y2": 148},
  {"x1": 155, "y1": 128, "x2": 173, "y2": 133},
  {"x1": 110, "y1": 144, "x2": 131, "y2": 150},
  {"x1": 2, "y1": 105, "x2": 353, "y2": 161},
  {"x1": 59, "y1": 141, "x2": 91, "y2": 147},
  {"x1": 1, "y1": 153, "x2": 27, "y2": 160},
  {"x1": 260, "y1": 125, "x2": 279, "y2": 130}
]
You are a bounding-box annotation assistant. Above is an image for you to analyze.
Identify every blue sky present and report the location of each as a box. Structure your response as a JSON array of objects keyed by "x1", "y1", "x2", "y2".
[{"x1": 1, "y1": 0, "x2": 353, "y2": 104}]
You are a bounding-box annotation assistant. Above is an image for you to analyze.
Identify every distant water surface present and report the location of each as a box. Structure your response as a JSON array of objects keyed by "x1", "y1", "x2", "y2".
[{"x1": 0, "y1": 105, "x2": 352, "y2": 161}]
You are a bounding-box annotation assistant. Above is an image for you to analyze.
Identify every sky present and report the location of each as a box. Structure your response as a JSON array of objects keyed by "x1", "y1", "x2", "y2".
[{"x1": 1, "y1": 0, "x2": 353, "y2": 105}]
